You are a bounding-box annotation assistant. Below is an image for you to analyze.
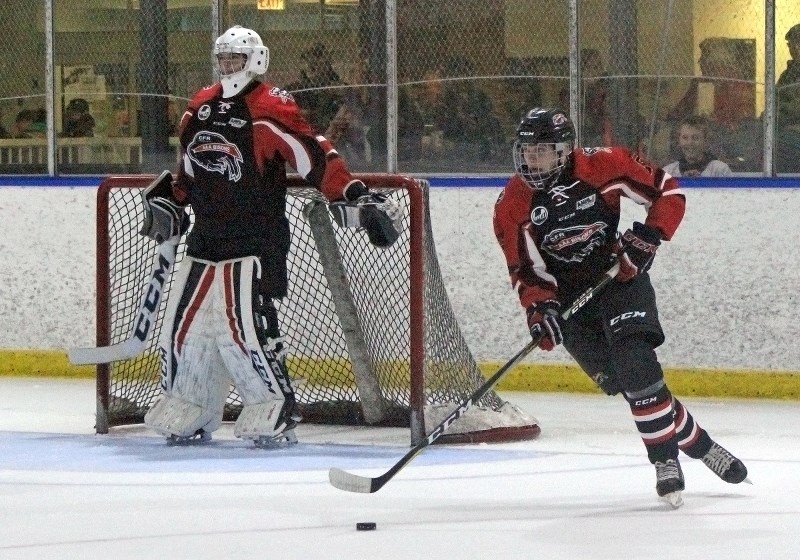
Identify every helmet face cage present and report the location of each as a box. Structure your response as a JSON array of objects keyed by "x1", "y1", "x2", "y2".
[
  {"x1": 213, "y1": 26, "x2": 269, "y2": 96},
  {"x1": 513, "y1": 141, "x2": 572, "y2": 190},
  {"x1": 216, "y1": 52, "x2": 248, "y2": 77},
  {"x1": 513, "y1": 108, "x2": 575, "y2": 190}
]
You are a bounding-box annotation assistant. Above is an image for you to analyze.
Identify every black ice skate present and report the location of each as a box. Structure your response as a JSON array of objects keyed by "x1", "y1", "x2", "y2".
[
  {"x1": 655, "y1": 458, "x2": 685, "y2": 508},
  {"x1": 701, "y1": 442, "x2": 748, "y2": 483}
]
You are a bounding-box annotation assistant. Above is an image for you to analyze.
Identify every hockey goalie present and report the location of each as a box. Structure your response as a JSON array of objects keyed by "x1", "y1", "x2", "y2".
[{"x1": 139, "y1": 26, "x2": 403, "y2": 448}]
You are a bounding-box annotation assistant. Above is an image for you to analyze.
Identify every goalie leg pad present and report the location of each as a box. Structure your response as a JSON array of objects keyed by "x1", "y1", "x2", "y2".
[
  {"x1": 215, "y1": 257, "x2": 297, "y2": 404},
  {"x1": 149, "y1": 256, "x2": 230, "y2": 439},
  {"x1": 145, "y1": 393, "x2": 223, "y2": 439},
  {"x1": 233, "y1": 398, "x2": 298, "y2": 442}
]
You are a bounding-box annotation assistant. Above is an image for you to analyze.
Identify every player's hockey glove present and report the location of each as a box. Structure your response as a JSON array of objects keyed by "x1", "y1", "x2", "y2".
[
  {"x1": 614, "y1": 221, "x2": 662, "y2": 282},
  {"x1": 527, "y1": 300, "x2": 563, "y2": 351},
  {"x1": 329, "y1": 180, "x2": 406, "y2": 248}
]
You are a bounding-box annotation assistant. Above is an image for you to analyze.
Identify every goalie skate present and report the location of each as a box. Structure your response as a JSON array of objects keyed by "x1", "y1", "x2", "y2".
[
  {"x1": 166, "y1": 429, "x2": 212, "y2": 446},
  {"x1": 236, "y1": 398, "x2": 301, "y2": 449},
  {"x1": 253, "y1": 428, "x2": 298, "y2": 449}
]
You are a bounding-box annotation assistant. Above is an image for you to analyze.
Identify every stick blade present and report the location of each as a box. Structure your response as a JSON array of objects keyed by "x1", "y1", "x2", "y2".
[
  {"x1": 67, "y1": 339, "x2": 143, "y2": 365},
  {"x1": 328, "y1": 467, "x2": 379, "y2": 493}
]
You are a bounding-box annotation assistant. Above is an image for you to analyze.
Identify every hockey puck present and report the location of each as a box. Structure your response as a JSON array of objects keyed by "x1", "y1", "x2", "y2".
[{"x1": 356, "y1": 522, "x2": 377, "y2": 531}]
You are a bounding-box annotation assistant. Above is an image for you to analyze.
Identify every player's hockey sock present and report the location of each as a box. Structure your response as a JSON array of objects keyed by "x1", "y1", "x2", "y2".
[
  {"x1": 673, "y1": 397, "x2": 713, "y2": 458},
  {"x1": 624, "y1": 380, "x2": 678, "y2": 463}
]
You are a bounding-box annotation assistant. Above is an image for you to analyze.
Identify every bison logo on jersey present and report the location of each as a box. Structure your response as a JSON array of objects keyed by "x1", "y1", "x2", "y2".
[
  {"x1": 187, "y1": 131, "x2": 244, "y2": 182},
  {"x1": 541, "y1": 221, "x2": 608, "y2": 262}
]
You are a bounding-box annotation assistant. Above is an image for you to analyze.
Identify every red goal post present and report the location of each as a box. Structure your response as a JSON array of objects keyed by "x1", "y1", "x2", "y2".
[{"x1": 93, "y1": 173, "x2": 540, "y2": 445}]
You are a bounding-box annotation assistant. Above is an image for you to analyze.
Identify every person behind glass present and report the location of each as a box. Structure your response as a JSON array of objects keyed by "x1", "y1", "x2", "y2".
[
  {"x1": 557, "y1": 49, "x2": 613, "y2": 147},
  {"x1": 776, "y1": 24, "x2": 800, "y2": 172},
  {"x1": 433, "y1": 55, "x2": 503, "y2": 162},
  {"x1": 62, "y1": 98, "x2": 95, "y2": 137},
  {"x1": 0, "y1": 109, "x2": 9, "y2": 138},
  {"x1": 10, "y1": 109, "x2": 35, "y2": 138},
  {"x1": 493, "y1": 108, "x2": 748, "y2": 507},
  {"x1": 287, "y1": 42, "x2": 345, "y2": 134},
  {"x1": 662, "y1": 115, "x2": 731, "y2": 177},
  {"x1": 777, "y1": 24, "x2": 800, "y2": 116},
  {"x1": 139, "y1": 26, "x2": 403, "y2": 448}
]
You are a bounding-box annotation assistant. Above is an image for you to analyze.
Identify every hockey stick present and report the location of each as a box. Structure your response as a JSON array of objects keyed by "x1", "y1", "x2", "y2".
[
  {"x1": 329, "y1": 261, "x2": 620, "y2": 493},
  {"x1": 67, "y1": 240, "x2": 177, "y2": 365}
]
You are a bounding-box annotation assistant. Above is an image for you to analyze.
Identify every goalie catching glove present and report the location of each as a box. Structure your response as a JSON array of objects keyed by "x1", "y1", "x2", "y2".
[
  {"x1": 329, "y1": 180, "x2": 406, "y2": 248},
  {"x1": 139, "y1": 170, "x2": 190, "y2": 244}
]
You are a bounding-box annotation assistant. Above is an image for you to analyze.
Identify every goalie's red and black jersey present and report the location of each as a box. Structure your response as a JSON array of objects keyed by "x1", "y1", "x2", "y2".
[
  {"x1": 173, "y1": 80, "x2": 356, "y2": 298},
  {"x1": 493, "y1": 146, "x2": 685, "y2": 308}
]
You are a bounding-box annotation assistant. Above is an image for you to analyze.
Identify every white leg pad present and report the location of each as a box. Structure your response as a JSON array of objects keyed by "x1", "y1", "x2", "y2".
[
  {"x1": 145, "y1": 394, "x2": 223, "y2": 438},
  {"x1": 233, "y1": 399, "x2": 287, "y2": 439}
]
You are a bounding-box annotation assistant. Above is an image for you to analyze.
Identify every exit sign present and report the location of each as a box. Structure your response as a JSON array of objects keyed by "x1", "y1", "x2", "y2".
[{"x1": 257, "y1": 0, "x2": 285, "y2": 9}]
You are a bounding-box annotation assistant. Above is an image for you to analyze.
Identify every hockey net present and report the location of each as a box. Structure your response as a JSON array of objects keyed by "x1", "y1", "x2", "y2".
[{"x1": 94, "y1": 174, "x2": 539, "y2": 445}]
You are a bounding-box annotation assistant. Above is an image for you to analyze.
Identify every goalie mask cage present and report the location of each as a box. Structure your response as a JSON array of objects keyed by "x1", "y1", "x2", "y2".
[{"x1": 94, "y1": 174, "x2": 540, "y2": 445}]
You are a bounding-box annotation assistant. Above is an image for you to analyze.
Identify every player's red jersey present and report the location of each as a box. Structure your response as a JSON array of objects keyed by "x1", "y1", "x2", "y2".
[
  {"x1": 493, "y1": 146, "x2": 685, "y2": 309},
  {"x1": 172, "y1": 80, "x2": 358, "y2": 297}
]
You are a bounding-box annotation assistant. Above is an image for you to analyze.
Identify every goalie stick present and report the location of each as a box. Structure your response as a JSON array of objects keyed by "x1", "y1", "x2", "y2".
[
  {"x1": 67, "y1": 240, "x2": 177, "y2": 365},
  {"x1": 328, "y1": 261, "x2": 621, "y2": 494}
]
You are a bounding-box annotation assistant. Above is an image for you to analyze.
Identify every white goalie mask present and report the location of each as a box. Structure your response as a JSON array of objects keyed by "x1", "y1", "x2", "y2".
[{"x1": 214, "y1": 26, "x2": 269, "y2": 98}]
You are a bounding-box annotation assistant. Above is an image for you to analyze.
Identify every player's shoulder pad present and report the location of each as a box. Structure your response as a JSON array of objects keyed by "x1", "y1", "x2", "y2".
[
  {"x1": 573, "y1": 146, "x2": 636, "y2": 184},
  {"x1": 247, "y1": 81, "x2": 301, "y2": 120},
  {"x1": 187, "y1": 83, "x2": 222, "y2": 111},
  {"x1": 495, "y1": 175, "x2": 533, "y2": 218}
]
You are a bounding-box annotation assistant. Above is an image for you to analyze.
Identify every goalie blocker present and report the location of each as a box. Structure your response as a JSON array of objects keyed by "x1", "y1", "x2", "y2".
[
  {"x1": 329, "y1": 180, "x2": 406, "y2": 248},
  {"x1": 67, "y1": 171, "x2": 186, "y2": 366},
  {"x1": 139, "y1": 170, "x2": 190, "y2": 244}
]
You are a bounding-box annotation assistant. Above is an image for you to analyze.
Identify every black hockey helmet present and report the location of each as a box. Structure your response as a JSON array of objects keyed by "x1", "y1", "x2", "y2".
[{"x1": 513, "y1": 107, "x2": 576, "y2": 190}]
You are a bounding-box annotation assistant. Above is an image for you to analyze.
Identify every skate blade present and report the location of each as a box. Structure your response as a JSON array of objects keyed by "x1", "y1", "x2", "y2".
[
  {"x1": 253, "y1": 430, "x2": 298, "y2": 449},
  {"x1": 742, "y1": 477, "x2": 753, "y2": 485},
  {"x1": 660, "y1": 490, "x2": 684, "y2": 509},
  {"x1": 166, "y1": 431, "x2": 212, "y2": 446}
]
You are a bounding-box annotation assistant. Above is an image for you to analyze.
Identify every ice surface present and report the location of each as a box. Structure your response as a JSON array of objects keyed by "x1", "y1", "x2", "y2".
[{"x1": 0, "y1": 378, "x2": 798, "y2": 560}]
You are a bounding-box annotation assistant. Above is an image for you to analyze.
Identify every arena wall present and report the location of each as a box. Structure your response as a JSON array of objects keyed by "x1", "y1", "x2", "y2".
[{"x1": 1, "y1": 182, "x2": 798, "y2": 396}]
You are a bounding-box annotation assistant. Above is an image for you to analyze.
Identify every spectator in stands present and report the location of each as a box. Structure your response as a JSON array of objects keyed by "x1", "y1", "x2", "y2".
[
  {"x1": 777, "y1": 24, "x2": 800, "y2": 123},
  {"x1": 669, "y1": 38, "x2": 755, "y2": 127},
  {"x1": 411, "y1": 67, "x2": 447, "y2": 158},
  {"x1": 501, "y1": 58, "x2": 543, "y2": 136},
  {"x1": 62, "y1": 98, "x2": 95, "y2": 137},
  {"x1": 667, "y1": 38, "x2": 759, "y2": 171},
  {"x1": 0, "y1": 110, "x2": 9, "y2": 138},
  {"x1": 662, "y1": 115, "x2": 731, "y2": 177},
  {"x1": 580, "y1": 49, "x2": 613, "y2": 146},
  {"x1": 365, "y1": 82, "x2": 425, "y2": 165},
  {"x1": 433, "y1": 55, "x2": 503, "y2": 162},
  {"x1": 776, "y1": 24, "x2": 800, "y2": 173},
  {"x1": 558, "y1": 49, "x2": 613, "y2": 147},
  {"x1": 10, "y1": 109, "x2": 35, "y2": 138},
  {"x1": 287, "y1": 42, "x2": 345, "y2": 134},
  {"x1": 30, "y1": 108, "x2": 47, "y2": 136}
]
